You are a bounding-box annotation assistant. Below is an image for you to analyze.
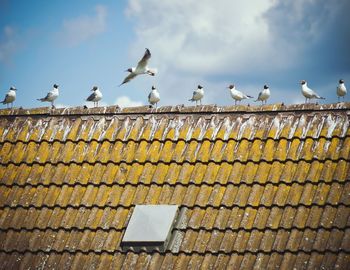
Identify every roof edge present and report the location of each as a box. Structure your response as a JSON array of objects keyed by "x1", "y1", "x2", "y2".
[{"x1": 0, "y1": 102, "x2": 349, "y2": 116}]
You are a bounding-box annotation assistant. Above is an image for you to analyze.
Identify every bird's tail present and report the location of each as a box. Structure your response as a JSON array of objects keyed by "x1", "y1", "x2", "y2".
[
  {"x1": 318, "y1": 96, "x2": 326, "y2": 100},
  {"x1": 188, "y1": 98, "x2": 194, "y2": 102},
  {"x1": 247, "y1": 95, "x2": 254, "y2": 99},
  {"x1": 37, "y1": 98, "x2": 45, "y2": 102}
]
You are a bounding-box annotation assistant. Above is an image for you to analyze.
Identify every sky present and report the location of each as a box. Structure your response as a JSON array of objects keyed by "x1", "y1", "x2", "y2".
[{"x1": 0, "y1": 0, "x2": 349, "y2": 108}]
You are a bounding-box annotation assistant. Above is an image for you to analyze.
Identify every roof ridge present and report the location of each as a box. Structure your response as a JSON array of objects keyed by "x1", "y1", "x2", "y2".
[{"x1": 0, "y1": 102, "x2": 349, "y2": 116}]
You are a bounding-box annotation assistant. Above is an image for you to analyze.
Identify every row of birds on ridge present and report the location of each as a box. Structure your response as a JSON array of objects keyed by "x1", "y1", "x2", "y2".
[{"x1": 1, "y1": 48, "x2": 348, "y2": 108}]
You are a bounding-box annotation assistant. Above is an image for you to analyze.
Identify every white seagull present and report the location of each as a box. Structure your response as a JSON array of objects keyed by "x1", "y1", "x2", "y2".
[
  {"x1": 300, "y1": 80, "x2": 325, "y2": 103},
  {"x1": 86, "y1": 86, "x2": 103, "y2": 107},
  {"x1": 38, "y1": 84, "x2": 59, "y2": 108},
  {"x1": 255, "y1": 85, "x2": 270, "y2": 105},
  {"x1": 1, "y1": 86, "x2": 17, "y2": 108},
  {"x1": 227, "y1": 84, "x2": 253, "y2": 105},
  {"x1": 148, "y1": 85, "x2": 160, "y2": 108},
  {"x1": 189, "y1": 85, "x2": 204, "y2": 106},
  {"x1": 119, "y1": 48, "x2": 157, "y2": 86},
  {"x1": 337, "y1": 79, "x2": 346, "y2": 102}
]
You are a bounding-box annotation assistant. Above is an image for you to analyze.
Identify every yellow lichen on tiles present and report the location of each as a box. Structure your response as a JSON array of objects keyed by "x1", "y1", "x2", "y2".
[
  {"x1": 267, "y1": 162, "x2": 284, "y2": 183},
  {"x1": 233, "y1": 185, "x2": 251, "y2": 207},
  {"x1": 333, "y1": 160, "x2": 349, "y2": 181},
  {"x1": 202, "y1": 163, "x2": 220, "y2": 185},
  {"x1": 246, "y1": 185, "x2": 264, "y2": 207},
  {"x1": 196, "y1": 141, "x2": 212, "y2": 163},
  {"x1": 338, "y1": 137, "x2": 350, "y2": 159},
  {"x1": 240, "y1": 208, "x2": 258, "y2": 229},
  {"x1": 261, "y1": 140, "x2": 275, "y2": 162},
  {"x1": 194, "y1": 186, "x2": 212, "y2": 206},
  {"x1": 158, "y1": 141, "x2": 175, "y2": 163},
  {"x1": 190, "y1": 163, "x2": 207, "y2": 185},
  {"x1": 105, "y1": 186, "x2": 123, "y2": 207},
  {"x1": 248, "y1": 140, "x2": 263, "y2": 163},
  {"x1": 10, "y1": 142, "x2": 26, "y2": 163},
  {"x1": 157, "y1": 185, "x2": 175, "y2": 204},
  {"x1": 14, "y1": 164, "x2": 32, "y2": 185},
  {"x1": 241, "y1": 162, "x2": 259, "y2": 183},
  {"x1": 274, "y1": 139, "x2": 288, "y2": 161},
  {"x1": 163, "y1": 163, "x2": 181, "y2": 185},
  {"x1": 125, "y1": 117, "x2": 144, "y2": 141},
  {"x1": 221, "y1": 140, "x2": 238, "y2": 163},
  {"x1": 253, "y1": 162, "x2": 271, "y2": 184},
  {"x1": 101, "y1": 163, "x2": 119, "y2": 184},
  {"x1": 143, "y1": 185, "x2": 162, "y2": 204},
  {"x1": 23, "y1": 141, "x2": 39, "y2": 164},
  {"x1": 235, "y1": 140, "x2": 250, "y2": 162},
  {"x1": 101, "y1": 118, "x2": 120, "y2": 141},
  {"x1": 320, "y1": 161, "x2": 338, "y2": 181},
  {"x1": 0, "y1": 141, "x2": 13, "y2": 163},
  {"x1": 183, "y1": 141, "x2": 199, "y2": 163},
  {"x1": 76, "y1": 118, "x2": 95, "y2": 141},
  {"x1": 151, "y1": 163, "x2": 169, "y2": 184},
  {"x1": 177, "y1": 163, "x2": 194, "y2": 185},
  {"x1": 227, "y1": 162, "x2": 245, "y2": 184}
]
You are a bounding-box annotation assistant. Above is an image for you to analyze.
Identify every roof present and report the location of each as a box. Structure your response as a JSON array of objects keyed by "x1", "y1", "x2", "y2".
[{"x1": 0, "y1": 103, "x2": 349, "y2": 269}]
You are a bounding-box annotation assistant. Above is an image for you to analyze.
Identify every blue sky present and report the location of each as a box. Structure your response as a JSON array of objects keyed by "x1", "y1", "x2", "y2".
[{"x1": 0, "y1": 0, "x2": 349, "y2": 108}]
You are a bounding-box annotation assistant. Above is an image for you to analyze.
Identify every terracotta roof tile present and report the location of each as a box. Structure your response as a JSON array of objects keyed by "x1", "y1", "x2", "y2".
[{"x1": 0, "y1": 103, "x2": 349, "y2": 269}]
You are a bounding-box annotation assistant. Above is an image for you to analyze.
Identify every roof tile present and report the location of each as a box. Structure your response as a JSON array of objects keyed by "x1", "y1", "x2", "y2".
[{"x1": 0, "y1": 104, "x2": 349, "y2": 269}]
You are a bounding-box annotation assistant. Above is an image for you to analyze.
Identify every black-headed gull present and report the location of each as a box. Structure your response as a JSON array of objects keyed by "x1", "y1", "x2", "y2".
[
  {"x1": 120, "y1": 48, "x2": 156, "y2": 86},
  {"x1": 300, "y1": 80, "x2": 325, "y2": 103},
  {"x1": 86, "y1": 86, "x2": 103, "y2": 107},
  {"x1": 337, "y1": 79, "x2": 346, "y2": 102},
  {"x1": 255, "y1": 85, "x2": 270, "y2": 105},
  {"x1": 38, "y1": 84, "x2": 59, "y2": 108},
  {"x1": 227, "y1": 84, "x2": 253, "y2": 105},
  {"x1": 1, "y1": 86, "x2": 17, "y2": 108},
  {"x1": 189, "y1": 85, "x2": 204, "y2": 106},
  {"x1": 148, "y1": 85, "x2": 160, "y2": 108}
]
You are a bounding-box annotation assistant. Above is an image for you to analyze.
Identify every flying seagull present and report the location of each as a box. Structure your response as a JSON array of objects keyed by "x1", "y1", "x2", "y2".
[
  {"x1": 37, "y1": 84, "x2": 59, "y2": 108},
  {"x1": 119, "y1": 48, "x2": 156, "y2": 86},
  {"x1": 300, "y1": 80, "x2": 325, "y2": 103},
  {"x1": 86, "y1": 86, "x2": 103, "y2": 107},
  {"x1": 148, "y1": 85, "x2": 160, "y2": 108},
  {"x1": 189, "y1": 85, "x2": 204, "y2": 106},
  {"x1": 1, "y1": 86, "x2": 17, "y2": 108},
  {"x1": 227, "y1": 84, "x2": 253, "y2": 105},
  {"x1": 255, "y1": 85, "x2": 270, "y2": 105},
  {"x1": 337, "y1": 79, "x2": 346, "y2": 102}
]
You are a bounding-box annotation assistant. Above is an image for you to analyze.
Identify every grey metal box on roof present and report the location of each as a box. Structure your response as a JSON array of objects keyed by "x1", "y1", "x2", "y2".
[{"x1": 121, "y1": 205, "x2": 179, "y2": 252}]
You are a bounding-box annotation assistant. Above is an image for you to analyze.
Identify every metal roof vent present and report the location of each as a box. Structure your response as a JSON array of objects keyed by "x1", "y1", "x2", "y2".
[{"x1": 121, "y1": 205, "x2": 179, "y2": 252}]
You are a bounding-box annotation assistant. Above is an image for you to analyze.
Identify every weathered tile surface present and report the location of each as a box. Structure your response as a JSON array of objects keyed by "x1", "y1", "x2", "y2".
[{"x1": 0, "y1": 103, "x2": 349, "y2": 269}]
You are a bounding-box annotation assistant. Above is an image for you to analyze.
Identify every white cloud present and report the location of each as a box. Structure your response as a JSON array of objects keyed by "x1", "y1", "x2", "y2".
[
  {"x1": 59, "y1": 5, "x2": 107, "y2": 46},
  {"x1": 125, "y1": 0, "x2": 347, "y2": 106},
  {"x1": 126, "y1": 0, "x2": 279, "y2": 75},
  {"x1": 0, "y1": 26, "x2": 19, "y2": 64},
  {"x1": 115, "y1": 96, "x2": 143, "y2": 107}
]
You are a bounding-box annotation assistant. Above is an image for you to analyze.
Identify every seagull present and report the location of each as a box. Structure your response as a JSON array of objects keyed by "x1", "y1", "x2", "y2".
[
  {"x1": 1, "y1": 86, "x2": 17, "y2": 108},
  {"x1": 37, "y1": 84, "x2": 59, "y2": 108},
  {"x1": 119, "y1": 48, "x2": 156, "y2": 86},
  {"x1": 86, "y1": 86, "x2": 103, "y2": 107},
  {"x1": 300, "y1": 80, "x2": 325, "y2": 103},
  {"x1": 255, "y1": 84, "x2": 270, "y2": 105},
  {"x1": 227, "y1": 84, "x2": 253, "y2": 105},
  {"x1": 337, "y1": 79, "x2": 346, "y2": 102},
  {"x1": 189, "y1": 85, "x2": 204, "y2": 106},
  {"x1": 148, "y1": 85, "x2": 160, "y2": 108}
]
